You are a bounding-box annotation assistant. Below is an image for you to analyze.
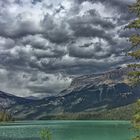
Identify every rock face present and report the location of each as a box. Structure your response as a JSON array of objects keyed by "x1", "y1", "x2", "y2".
[
  {"x1": 58, "y1": 67, "x2": 139, "y2": 112},
  {"x1": 0, "y1": 67, "x2": 140, "y2": 119}
]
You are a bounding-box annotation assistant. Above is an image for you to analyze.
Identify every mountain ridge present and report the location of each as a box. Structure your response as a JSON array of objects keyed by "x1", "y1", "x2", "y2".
[{"x1": 0, "y1": 67, "x2": 139, "y2": 120}]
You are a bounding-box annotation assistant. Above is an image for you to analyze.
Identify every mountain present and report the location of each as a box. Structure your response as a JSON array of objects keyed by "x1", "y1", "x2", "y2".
[
  {"x1": 1, "y1": 67, "x2": 140, "y2": 120},
  {"x1": 0, "y1": 91, "x2": 36, "y2": 109},
  {"x1": 25, "y1": 96, "x2": 40, "y2": 100}
]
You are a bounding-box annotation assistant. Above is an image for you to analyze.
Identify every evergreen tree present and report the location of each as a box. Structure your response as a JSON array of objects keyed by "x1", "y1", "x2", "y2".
[
  {"x1": 131, "y1": 100, "x2": 140, "y2": 140},
  {"x1": 127, "y1": 1, "x2": 140, "y2": 140},
  {"x1": 127, "y1": 0, "x2": 140, "y2": 85}
]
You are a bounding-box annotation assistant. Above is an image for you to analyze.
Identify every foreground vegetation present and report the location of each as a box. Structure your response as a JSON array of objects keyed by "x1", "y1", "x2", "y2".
[
  {"x1": 0, "y1": 111, "x2": 14, "y2": 122},
  {"x1": 131, "y1": 100, "x2": 140, "y2": 140},
  {"x1": 126, "y1": 0, "x2": 140, "y2": 85},
  {"x1": 126, "y1": 0, "x2": 140, "y2": 139},
  {"x1": 40, "y1": 128, "x2": 52, "y2": 140}
]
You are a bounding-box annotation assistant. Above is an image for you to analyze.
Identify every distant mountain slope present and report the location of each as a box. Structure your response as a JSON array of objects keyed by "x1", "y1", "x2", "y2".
[
  {"x1": 25, "y1": 96, "x2": 40, "y2": 100},
  {"x1": 0, "y1": 91, "x2": 36, "y2": 109},
  {"x1": 1, "y1": 67, "x2": 140, "y2": 120},
  {"x1": 0, "y1": 91, "x2": 39, "y2": 119}
]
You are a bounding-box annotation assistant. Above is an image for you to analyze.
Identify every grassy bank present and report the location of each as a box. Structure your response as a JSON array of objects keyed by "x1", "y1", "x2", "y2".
[{"x1": 39, "y1": 103, "x2": 136, "y2": 120}]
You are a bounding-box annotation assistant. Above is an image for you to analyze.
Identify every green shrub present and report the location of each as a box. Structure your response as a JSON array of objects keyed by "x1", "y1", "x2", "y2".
[
  {"x1": 40, "y1": 128, "x2": 52, "y2": 140},
  {"x1": 131, "y1": 100, "x2": 140, "y2": 140}
]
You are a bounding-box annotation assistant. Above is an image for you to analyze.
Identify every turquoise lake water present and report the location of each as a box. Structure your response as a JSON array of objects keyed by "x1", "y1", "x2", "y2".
[{"x1": 0, "y1": 120, "x2": 133, "y2": 140}]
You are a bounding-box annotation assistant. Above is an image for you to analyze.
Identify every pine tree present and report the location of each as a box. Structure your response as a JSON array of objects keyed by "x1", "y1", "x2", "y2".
[
  {"x1": 127, "y1": 0, "x2": 140, "y2": 85},
  {"x1": 127, "y1": 1, "x2": 140, "y2": 140}
]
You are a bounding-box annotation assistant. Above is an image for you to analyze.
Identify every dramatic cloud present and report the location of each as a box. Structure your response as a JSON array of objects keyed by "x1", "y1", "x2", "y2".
[{"x1": 0, "y1": 0, "x2": 136, "y2": 97}]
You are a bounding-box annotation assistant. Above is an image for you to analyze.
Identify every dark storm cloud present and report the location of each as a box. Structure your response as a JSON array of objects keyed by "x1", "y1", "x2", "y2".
[
  {"x1": 41, "y1": 14, "x2": 73, "y2": 44},
  {"x1": 68, "y1": 40, "x2": 112, "y2": 59},
  {"x1": 77, "y1": 0, "x2": 134, "y2": 8},
  {"x1": 76, "y1": 0, "x2": 135, "y2": 25},
  {"x1": 0, "y1": 0, "x2": 136, "y2": 96},
  {"x1": 69, "y1": 9, "x2": 115, "y2": 31},
  {"x1": 68, "y1": 9, "x2": 116, "y2": 44}
]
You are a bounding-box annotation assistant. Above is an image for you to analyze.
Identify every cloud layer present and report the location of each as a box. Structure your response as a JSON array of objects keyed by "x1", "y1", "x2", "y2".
[{"x1": 0, "y1": 0, "x2": 136, "y2": 97}]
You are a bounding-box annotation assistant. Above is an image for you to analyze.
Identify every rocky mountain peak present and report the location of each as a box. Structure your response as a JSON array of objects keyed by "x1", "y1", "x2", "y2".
[{"x1": 70, "y1": 67, "x2": 131, "y2": 89}]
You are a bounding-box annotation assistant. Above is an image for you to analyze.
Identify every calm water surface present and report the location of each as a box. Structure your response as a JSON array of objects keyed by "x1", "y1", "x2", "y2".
[{"x1": 0, "y1": 120, "x2": 133, "y2": 140}]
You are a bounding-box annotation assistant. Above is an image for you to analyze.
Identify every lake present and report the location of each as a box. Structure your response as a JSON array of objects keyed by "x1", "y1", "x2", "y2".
[{"x1": 0, "y1": 120, "x2": 133, "y2": 140}]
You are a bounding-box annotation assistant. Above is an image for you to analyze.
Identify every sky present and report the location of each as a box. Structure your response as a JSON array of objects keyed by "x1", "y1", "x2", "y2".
[{"x1": 0, "y1": 0, "x2": 136, "y2": 97}]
